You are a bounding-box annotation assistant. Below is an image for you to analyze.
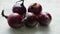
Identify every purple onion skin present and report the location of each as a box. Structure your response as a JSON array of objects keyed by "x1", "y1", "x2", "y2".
[
  {"x1": 38, "y1": 12, "x2": 52, "y2": 26},
  {"x1": 1, "y1": 10, "x2": 23, "y2": 28},
  {"x1": 28, "y1": 3, "x2": 42, "y2": 15},
  {"x1": 12, "y1": 0, "x2": 26, "y2": 18},
  {"x1": 23, "y1": 12, "x2": 37, "y2": 28},
  {"x1": 13, "y1": 6, "x2": 26, "y2": 16}
]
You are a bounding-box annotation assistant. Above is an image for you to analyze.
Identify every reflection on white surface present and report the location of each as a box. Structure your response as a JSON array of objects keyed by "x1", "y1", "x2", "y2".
[{"x1": 0, "y1": 0, "x2": 60, "y2": 34}]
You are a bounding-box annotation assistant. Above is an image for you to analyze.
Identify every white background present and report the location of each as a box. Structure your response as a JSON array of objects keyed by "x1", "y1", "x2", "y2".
[{"x1": 0, "y1": 0, "x2": 60, "y2": 34}]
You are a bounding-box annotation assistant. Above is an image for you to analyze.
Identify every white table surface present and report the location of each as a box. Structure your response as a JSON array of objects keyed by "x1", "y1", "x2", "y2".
[{"x1": 0, "y1": 0, "x2": 60, "y2": 34}]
